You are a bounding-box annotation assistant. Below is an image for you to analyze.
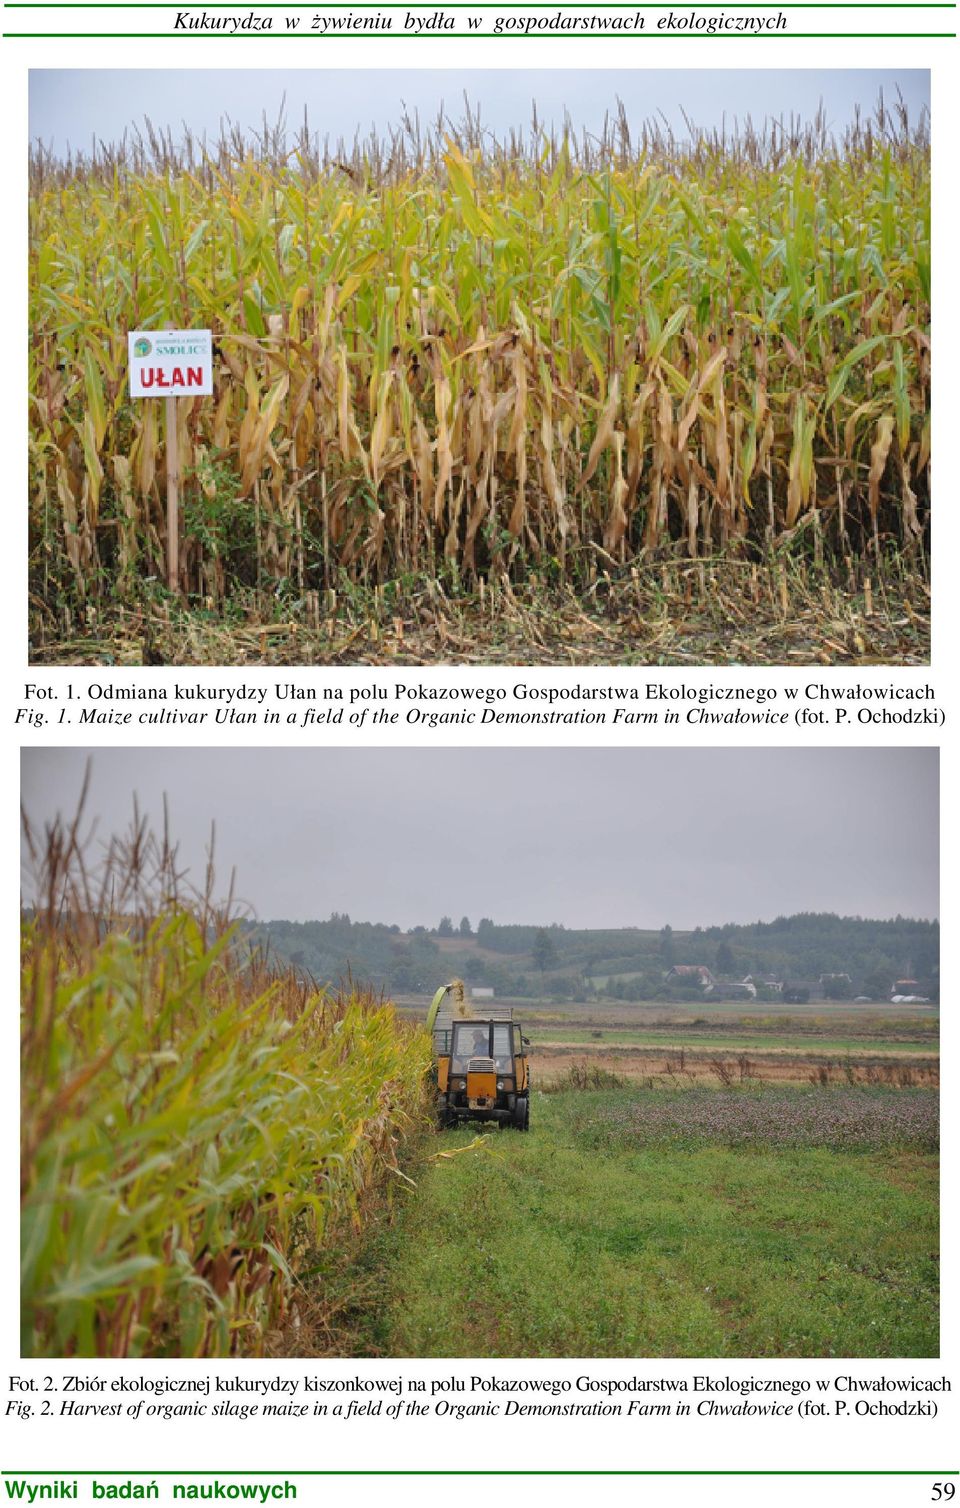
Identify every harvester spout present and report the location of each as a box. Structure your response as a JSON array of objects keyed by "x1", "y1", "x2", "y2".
[{"x1": 425, "y1": 984, "x2": 450, "y2": 1033}]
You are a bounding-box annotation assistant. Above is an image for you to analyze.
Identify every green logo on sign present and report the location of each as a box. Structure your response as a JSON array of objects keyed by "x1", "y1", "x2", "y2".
[{"x1": 133, "y1": 337, "x2": 151, "y2": 358}]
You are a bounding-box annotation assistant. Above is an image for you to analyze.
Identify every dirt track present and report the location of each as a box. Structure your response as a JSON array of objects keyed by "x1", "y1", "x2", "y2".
[{"x1": 534, "y1": 1041, "x2": 939, "y2": 1088}]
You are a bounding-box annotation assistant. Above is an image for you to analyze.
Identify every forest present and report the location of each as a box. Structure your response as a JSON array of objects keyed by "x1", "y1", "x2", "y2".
[{"x1": 251, "y1": 910, "x2": 940, "y2": 1001}]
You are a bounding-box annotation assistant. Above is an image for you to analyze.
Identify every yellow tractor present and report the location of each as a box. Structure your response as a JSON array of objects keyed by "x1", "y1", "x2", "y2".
[{"x1": 427, "y1": 981, "x2": 530, "y2": 1131}]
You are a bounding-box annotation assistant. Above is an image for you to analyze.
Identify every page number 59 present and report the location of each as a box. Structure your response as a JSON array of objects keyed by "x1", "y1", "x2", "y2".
[{"x1": 931, "y1": 1485, "x2": 955, "y2": 1501}]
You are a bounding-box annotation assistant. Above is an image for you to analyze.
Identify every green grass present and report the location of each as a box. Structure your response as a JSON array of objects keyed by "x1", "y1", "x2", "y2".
[
  {"x1": 536, "y1": 1027, "x2": 937, "y2": 1056},
  {"x1": 352, "y1": 1089, "x2": 938, "y2": 1359}
]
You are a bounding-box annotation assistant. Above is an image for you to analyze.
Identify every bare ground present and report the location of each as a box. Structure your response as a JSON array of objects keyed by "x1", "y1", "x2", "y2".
[{"x1": 534, "y1": 1042, "x2": 940, "y2": 1089}]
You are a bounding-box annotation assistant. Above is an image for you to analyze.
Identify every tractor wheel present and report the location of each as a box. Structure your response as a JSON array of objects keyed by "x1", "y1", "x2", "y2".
[{"x1": 513, "y1": 1095, "x2": 529, "y2": 1131}]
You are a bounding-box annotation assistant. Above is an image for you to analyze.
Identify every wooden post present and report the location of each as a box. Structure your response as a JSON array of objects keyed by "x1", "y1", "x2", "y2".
[
  {"x1": 163, "y1": 321, "x2": 180, "y2": 595},
  {"x1": 165, "y1": 394, "x2": 180, "y2": 594}
]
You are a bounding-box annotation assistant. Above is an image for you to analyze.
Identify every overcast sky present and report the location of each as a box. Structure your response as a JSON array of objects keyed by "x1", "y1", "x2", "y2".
[
  {"x1": 29, "y1": 70, "x2": 929, "y2": 157},
  {"x1": 21, "y1": 748, "x2": 938, "y2": 930}
]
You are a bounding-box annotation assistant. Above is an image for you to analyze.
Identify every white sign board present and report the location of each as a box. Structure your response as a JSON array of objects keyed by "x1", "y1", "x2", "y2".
[{"x1": 128, "y1": 329, "x2": 214, "y2": 397}]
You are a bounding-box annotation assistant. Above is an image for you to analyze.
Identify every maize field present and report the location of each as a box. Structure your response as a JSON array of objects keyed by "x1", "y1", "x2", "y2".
[
  {"x1": 29, "y1": 100, "x2": 930, "y2": 649},
  {"x1": 20, "y1": 804, "x2": 432, "y2": 1357}
]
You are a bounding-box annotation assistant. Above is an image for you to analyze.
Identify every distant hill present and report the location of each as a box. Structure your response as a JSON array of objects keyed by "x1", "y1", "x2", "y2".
[{"x1": 245, "y1": 911, "x2": 939, "y2": 1004}]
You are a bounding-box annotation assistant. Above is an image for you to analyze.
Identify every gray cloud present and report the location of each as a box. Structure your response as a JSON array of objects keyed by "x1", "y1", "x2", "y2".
[
  {"x1": 21, "y1": 747, "x2": 939, "y2": 929},
  {"x1": 29, "y1": 70, "x2": 929, "y2": 157}
]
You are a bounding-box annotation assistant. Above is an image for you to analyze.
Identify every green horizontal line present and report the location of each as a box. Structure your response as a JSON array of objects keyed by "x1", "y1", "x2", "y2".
[
  {"x1": 5, "y1": 1473, "x2": 959, "y2": 1479},
  {"x1": 6, "y1": 2, "x2": 955, "y2": 6},
  {"x1": 5, "y1": 24, "x2": 955, "y2": 30}
]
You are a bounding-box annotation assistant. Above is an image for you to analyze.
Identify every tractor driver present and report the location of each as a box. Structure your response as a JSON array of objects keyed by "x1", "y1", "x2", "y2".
[{"x1": 452, "y1": 1028, "x2": 488, "y2": 1071}]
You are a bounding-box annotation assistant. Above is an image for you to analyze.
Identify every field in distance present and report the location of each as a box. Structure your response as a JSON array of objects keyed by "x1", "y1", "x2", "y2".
[{"x1": 395, "y1": 994, "x2": 939, "y2": 1086}]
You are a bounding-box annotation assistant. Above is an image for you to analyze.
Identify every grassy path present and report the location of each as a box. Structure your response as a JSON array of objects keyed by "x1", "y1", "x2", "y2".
[{"x1": 351, "y1": 1089, "x2": 938, "y2": 1359}]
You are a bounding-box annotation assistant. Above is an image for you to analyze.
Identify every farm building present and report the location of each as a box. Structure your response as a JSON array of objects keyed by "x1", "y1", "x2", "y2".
[
  {"x1": 665, "y1": 965, "x2": 716, "y2": 990},
  {"x1": 819, "y1": 972, "x2": 854, "y2": 999},
  {"x1": 711, "y1": 980, "x2": 758, "y2": 1001},
  {"x1": 891, "y1": 980, "x2": 932, "y2": 1003},
  {"x1": 744, "y1": 974, "x2": 784, "y2": 993}
]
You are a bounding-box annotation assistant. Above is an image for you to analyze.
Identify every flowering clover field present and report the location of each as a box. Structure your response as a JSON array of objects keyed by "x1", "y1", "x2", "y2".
[{"x1": 586, "y1": 1086, "x2": 939, "y2": 1152}]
